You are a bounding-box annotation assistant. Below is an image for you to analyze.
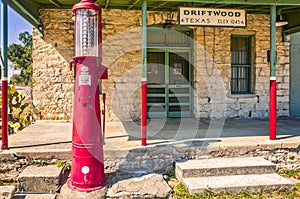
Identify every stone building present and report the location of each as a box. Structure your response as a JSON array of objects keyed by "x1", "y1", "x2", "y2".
[
  {"x1": 31, "y1": 9, "x2": 289, "y2": 122},
  {"x1": 6, "y1": 1, "x2": 300, "y2": 122}
]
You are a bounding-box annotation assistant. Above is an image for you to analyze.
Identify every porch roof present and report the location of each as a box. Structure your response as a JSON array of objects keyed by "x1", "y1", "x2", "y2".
[{"x1": 7, "y1": 0, "x2": 300, "y2": 35}]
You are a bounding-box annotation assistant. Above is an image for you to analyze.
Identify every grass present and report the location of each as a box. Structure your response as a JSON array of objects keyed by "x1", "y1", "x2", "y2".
[
  {"x1": 172, "y1": 182, "x2": 300, "y2": 199},
  {"x1": 278, "y1": 169, "x2": 300, "y2": 179},
  {"x1": 165, "y1": 170, "x2": 176, "y2": 179},
  {"x1": 0, "y1": 179, "x2": 13, "y2": 186},
  {"x1": 55, "y1": 161, "x2": 71, "y2": 171},
  {"x1": 171, "y1": 168, "x2": 300, "y2": 198}
]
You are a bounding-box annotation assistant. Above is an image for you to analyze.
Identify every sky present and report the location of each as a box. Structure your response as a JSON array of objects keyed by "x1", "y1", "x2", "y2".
[
  {"x1": 0, "y1": 7, "x2": 32, "y2": 80},
  {"x1": 7, "y1": 7, "x2": 33, "y2": 44}
]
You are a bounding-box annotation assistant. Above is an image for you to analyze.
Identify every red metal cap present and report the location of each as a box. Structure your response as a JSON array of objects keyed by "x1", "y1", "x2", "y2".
[{"x1": 72, "y1": 0, "x2": 101, "y2": 13}]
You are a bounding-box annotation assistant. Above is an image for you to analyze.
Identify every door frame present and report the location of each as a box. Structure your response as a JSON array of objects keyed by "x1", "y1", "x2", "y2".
[{"x1": 147, "y1": 47, "x2": 194, "y2": 118}]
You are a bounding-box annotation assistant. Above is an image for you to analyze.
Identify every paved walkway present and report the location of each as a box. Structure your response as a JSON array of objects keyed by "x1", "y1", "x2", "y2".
[{"x1": 1, "y1": 117, "x2": 300, "y2": 156}]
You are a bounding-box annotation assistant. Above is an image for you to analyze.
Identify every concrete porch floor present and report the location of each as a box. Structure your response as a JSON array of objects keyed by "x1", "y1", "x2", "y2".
[{"x1": 1, "y1": 117, "x2": 300, "y2": 156}]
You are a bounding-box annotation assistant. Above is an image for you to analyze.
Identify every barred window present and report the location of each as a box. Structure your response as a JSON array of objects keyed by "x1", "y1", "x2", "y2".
[{"x1": 231, "y1": 35, "x2": 252, "y2": 94}]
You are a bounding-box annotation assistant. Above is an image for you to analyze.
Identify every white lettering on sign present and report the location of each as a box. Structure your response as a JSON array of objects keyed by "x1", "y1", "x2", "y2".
[
  {"x1": 179, "y1": 7, "x2": 246, "y2": 27},
  {"x1": 79, "y1": 74, "x2": 91, "y2": 86},
  {"x1": 78, "y1": 65, "x2": 91, "y2": 86}
]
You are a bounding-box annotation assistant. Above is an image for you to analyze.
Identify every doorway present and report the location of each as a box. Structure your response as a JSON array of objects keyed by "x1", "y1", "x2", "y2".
[
  {"x1": 147, "y1": 50, "x2": 193, "y2": 118},
  {"x1": 290, "y1": 33, "x2": 300, "y2": 117},
  {"x1": 146, "y1": 25, "x2": 194, "y2": 118}
]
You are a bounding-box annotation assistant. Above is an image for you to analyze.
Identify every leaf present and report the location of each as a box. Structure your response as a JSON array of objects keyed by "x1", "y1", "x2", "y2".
[
  {"x1": 9, "y1": 122, "x2": 21, "y2": 133},
  {"x1": 7, "y1": 31, "x2": 32, "y2": 86}
]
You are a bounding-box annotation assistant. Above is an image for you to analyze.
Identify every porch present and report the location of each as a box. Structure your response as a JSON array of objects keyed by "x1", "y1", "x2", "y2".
[{"x1": 2, "y1": 118, "x2": 300, "y2": 172}]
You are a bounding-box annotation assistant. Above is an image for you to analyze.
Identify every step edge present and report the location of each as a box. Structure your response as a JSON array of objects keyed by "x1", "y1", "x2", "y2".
[
  {"x1": 186, "y1": 183, "x2": 294, "y2": 194},
  {"x1": 176, "y1": 165, "x2": 277, "y2": 177},
  {"x1": 182, "y1": 174, "x2": 294, "y2": 189},
  {"x1": 176, "y1": 157, "x2": 274, "y2": 166}
]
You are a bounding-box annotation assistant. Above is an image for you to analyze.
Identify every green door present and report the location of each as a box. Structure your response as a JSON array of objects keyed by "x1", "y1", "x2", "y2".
[
  {"x1": 147, "y1": 51, "x2": 192, "y2": 118},
  {"x1": 291, "y1": 33, "x2": 300, "y2": 116}
]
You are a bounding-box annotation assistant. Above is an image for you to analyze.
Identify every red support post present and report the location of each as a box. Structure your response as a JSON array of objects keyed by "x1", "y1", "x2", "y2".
[
  {"x1": 1, "y1": 79, "x2": 8, "y2": 150},
  {"x1": 269, "y1": 79, "x2": 276, "y2": 140},
  {"x1": 269, "y1": 6, "x2": 276, "y2": 140},
  {"x1": 141, "y1": 80, "x2": 147, "y2": 146}
]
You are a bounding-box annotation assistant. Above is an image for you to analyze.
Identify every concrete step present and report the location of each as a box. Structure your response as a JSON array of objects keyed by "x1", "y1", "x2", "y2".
[
  {"x1": 182, "y1": 173, "x2": 293, "y2": 194},
  {"x1": 18, "y1": 165, "x2": 61, "y2": 193},
  {"x1": 13, "y1": 193, "x2": 56, "y2": 199},
  {"x1": 176, "y1": 157, "x2": 276, "y2": 180}
]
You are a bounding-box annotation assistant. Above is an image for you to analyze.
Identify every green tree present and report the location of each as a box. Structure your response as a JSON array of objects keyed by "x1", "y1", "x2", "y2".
[{"x1": 7, "y1": 31, "x2": 33, "y2": 86}]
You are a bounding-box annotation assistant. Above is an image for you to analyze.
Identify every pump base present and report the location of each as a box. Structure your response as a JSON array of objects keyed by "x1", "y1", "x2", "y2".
[
  {"x1": 68, "y1": 179, "x2": 105, "y2": 192},
  {"x1": 60, "y1": 182, "x2": 106, "y2": 198}
]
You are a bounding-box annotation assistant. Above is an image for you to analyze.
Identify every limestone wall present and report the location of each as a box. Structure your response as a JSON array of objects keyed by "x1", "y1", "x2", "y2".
[
  {"x1": 32, "y1": 9, "x2": 74, "y2": 120},
  {"x1": 193, "y1": 14, "x2": 290, "y2": 118},
  {"x1": 32, "y1": 9, "x2": 290, "y2": 121}
]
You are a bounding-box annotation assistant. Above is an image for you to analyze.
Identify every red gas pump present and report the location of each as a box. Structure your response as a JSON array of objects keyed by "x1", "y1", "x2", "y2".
[{"x1": 68, "y1": 0, "x2": 108, "y2": 192}]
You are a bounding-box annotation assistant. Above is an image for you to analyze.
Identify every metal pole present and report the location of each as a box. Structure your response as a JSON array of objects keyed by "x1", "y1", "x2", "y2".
[
  {"x1": 1, "y1": 0, "x2": 8, "y2": 150},
  {"x1": 269, "y1": 5, "x2": 277, "y2": 140},
  {"x1": 141, "y1": 0, "x2": 147, "y2": 146}
]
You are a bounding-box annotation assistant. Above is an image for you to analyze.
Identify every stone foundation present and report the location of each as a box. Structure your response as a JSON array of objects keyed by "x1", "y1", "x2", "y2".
[
  {"x1": 103, "y1": 145, "x2": 300, "y2": 172},
  {"x1": 1, "y1": 144, "x2": 300, "y2": 186}
]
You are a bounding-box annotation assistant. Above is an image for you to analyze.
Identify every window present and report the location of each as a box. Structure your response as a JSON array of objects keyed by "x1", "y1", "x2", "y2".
[
  {"x1": 147, "y1": 27, "x2": 193, "y2": 47},
  {"x1": 231, "y1": 35, "x2": 252, "y2": 94}
]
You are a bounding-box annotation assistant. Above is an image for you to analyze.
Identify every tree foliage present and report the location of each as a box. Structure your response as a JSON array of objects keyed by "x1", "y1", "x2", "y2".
[{"x1": 7, "y1": 31, "x2": 33, "y2": 86}]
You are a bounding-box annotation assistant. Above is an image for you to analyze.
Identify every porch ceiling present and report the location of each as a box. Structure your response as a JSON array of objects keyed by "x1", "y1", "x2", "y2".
[{"x1": 7, "y1": 0, "x2": 300, "y2": 34}]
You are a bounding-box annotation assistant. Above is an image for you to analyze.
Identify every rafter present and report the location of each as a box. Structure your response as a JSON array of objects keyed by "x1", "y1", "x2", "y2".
[
  {"x1": 8, "y1": 0, "x2": 43, "y2": 35},
  {"x1": 149, "y1": 1, "x2": 170, "y2": 10},
  {"x1": 105, "y1": 0, "x2": 110, "y2": 9},
  {"x1": 49, "y1": 0, "x2": 61, "y2": 8},
  {"x1": 128, "y1": 0, "x2": 140, "y2": 10},
  {"x1": 149, "y1": 0, "x2": 300, "y2": 6}
]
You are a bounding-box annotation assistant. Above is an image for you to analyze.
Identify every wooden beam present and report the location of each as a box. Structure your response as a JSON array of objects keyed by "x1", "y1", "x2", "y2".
[
  {"x1": 8, "y1": 0, "x2": 43, "y2": 35},
  {"x1": 105, "y1": 0, "x2": 110, "y2": 9},
  {"x1": 128, "y1": 0, "x2": 140, "y2": 10},
  {"x1": 49, "y1": 0, "x2": 61, "y2": 8},
  {"x1": 149, "y1": 0, "x2": 300, "y2": 6},
  {"x1": 280, "y1": 6, "x2": 300, "y2": 13},
  {"x1": 149, "y1": 1, "x2": 170, "y2": 10}
]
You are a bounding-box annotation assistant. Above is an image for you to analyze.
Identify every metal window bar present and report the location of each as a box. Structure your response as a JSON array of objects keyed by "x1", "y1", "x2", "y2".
[{"x1": 231, "y1": 36, "x2": 251, "y2": 94}]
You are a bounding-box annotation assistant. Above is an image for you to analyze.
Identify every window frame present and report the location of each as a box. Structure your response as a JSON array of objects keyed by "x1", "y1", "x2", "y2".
[{"x1": 230, "y1": 35, "x2": 253, "y2": 94}]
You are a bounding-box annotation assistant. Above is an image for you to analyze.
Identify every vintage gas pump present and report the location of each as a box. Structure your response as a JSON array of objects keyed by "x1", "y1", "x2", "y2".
[{"x1": 69, "y1": 0, "x2": 108, "y2": 192}]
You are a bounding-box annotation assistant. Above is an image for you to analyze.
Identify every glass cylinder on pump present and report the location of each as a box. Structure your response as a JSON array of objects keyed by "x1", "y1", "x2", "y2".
[{"x1": 75, "y1": 8, "x2": 99, "y2": 57}]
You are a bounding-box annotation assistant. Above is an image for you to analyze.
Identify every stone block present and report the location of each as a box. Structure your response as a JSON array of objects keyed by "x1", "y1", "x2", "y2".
[
  {"x1": 18, "y1": 165, "x2": 61, "y2": 193},
  {"x1": 176, "y1": 157, "x2": 276, "y2": 179},
  {"x1": 107, "y1": 174, "x2": 171, "y2": 198},
  {"x1": 0, "y1": 186, "x2": 16, "y2": 199},
  {"x1": 183, "y1": 173, "x2": 293, "y2": 194},
  {"x1": 176, "y1": 157, "x2": 293, "y2": 194},
  {"x1": 59, "y1": 184, "x2": 107, "y2": 199},
  {"x1": 0, "y1": 151, "x2": 16, "y2": 161}
]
